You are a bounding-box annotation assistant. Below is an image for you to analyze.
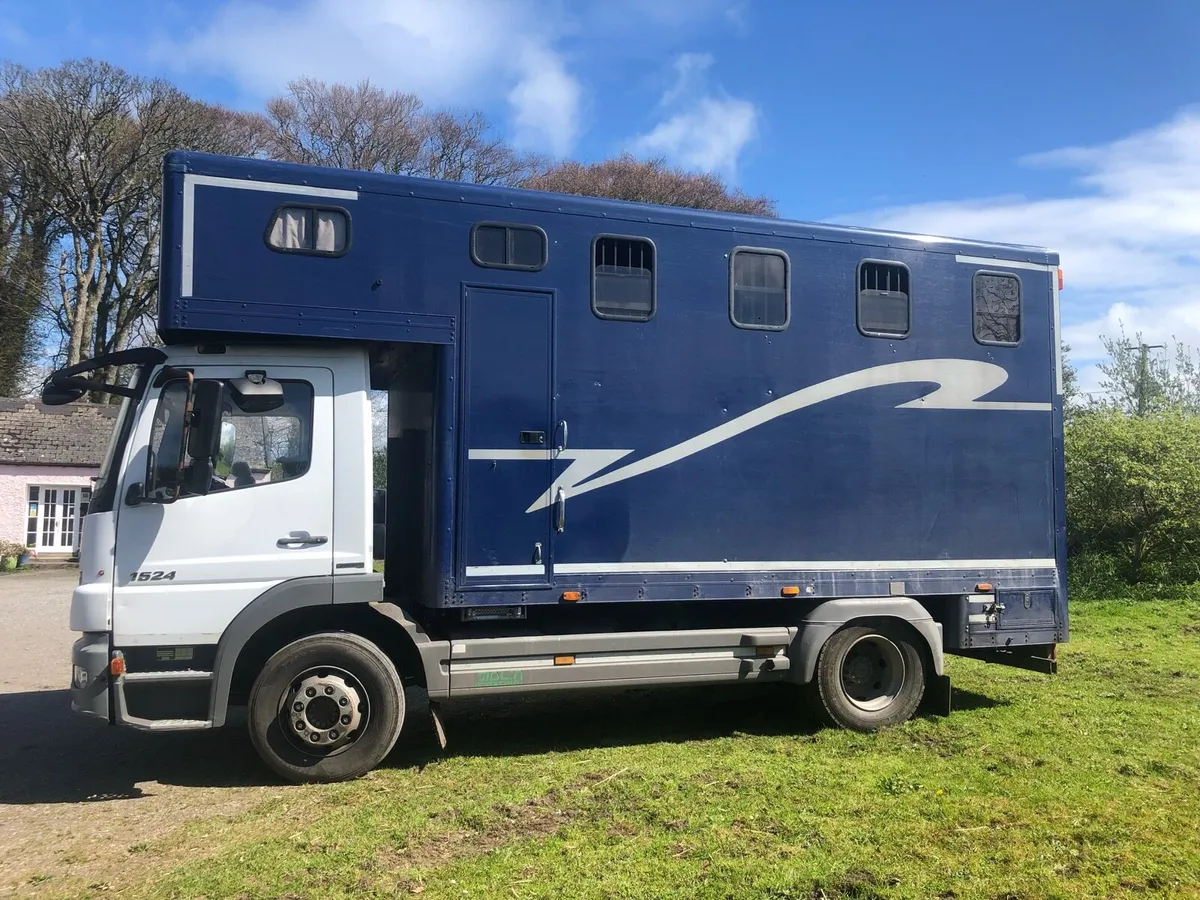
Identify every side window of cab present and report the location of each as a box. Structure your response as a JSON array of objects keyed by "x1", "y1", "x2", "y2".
[{"x1": 144, "y1": 378, "x2": 315, "y2": 499}]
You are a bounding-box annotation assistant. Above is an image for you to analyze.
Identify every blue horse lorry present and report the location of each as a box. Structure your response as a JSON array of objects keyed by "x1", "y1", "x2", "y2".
[{"x1": 51, "y1": 150, "x2": 1066, "y2": 782}]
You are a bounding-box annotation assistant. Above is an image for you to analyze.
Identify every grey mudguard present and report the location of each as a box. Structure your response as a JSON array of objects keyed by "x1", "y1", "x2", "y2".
[
  {"x1": 209, "y1": 574, "x2": 384, "y2": 726},
  {"x1": 790, "y1": 597, "x2": 945, "y2": 685},
  {"x1": 369, "y1": 601, "x2": 452, "y2": 699}
]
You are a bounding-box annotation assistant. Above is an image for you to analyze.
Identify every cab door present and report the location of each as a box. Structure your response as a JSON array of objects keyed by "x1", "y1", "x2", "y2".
[{"x1": 111, "y1": 364, "x2": 334, "y2": 648}]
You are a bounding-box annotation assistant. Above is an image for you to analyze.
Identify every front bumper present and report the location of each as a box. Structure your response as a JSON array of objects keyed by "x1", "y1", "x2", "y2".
[{"x1": 71, "y1": 632, "x2": 112, "y2": 722}]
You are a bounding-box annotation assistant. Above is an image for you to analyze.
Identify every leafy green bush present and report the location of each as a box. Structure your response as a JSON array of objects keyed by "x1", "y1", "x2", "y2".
[
  {"x1": 1066, "y1": 552, "x2": 1200, "y2": 602},
  {"x1": 1065, "y1": 408, "x2": 1200, "y2": 583}
]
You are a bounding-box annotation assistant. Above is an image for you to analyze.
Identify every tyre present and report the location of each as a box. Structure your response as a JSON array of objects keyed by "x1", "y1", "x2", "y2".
[
  {"x1": 248, "y1": 631, "x2": 405, "y2": 783},
  {"x1": 806, "y1": 623, "x2": 926, "y2": 731}
]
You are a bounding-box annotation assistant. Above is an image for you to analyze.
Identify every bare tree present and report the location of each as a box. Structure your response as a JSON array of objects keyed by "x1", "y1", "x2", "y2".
[
  {"x1": 0, "y1": 58, "x2": 267, "y2": 393},
  {"x1": 262, "y1": 78, "x2": 539, "y2": 186},
  {"x1": 521, "y1": 153, "x2": 776, "y2": 216},
  {"x1": 0, "y1": 168, "x2": 56, "y2": 396}
]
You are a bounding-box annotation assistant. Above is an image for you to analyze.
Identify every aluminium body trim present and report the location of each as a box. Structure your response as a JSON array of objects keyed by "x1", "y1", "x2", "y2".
[
  {"x1": 180, "y1": 173, "x2": 360, "y2": 297},
  {"x1": 954, "y1": 254, "x2": 1056, "y2": 272},
  {"x1": 552, "y1": 558, "x2": 1057, "y2": 576},
  {"x1": 465, "y1": 564, "x2": 546, "y2": 578}
]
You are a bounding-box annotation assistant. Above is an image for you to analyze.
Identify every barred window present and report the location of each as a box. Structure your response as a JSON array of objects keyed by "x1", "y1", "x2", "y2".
[{"x1": 592, "y1": 236, "x2": 655, "y2": 321}]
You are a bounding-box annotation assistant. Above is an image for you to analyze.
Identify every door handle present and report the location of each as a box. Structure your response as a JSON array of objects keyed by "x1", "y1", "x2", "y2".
[
  {"x1": 556, "y1": 419, "x2": 568, "y2": 454},
  {"x1": 554, "y1": 487, "x2": 565, "y2": 533},
  {"x1": 277, "y1": 531, "x2": 328, "y2": 547}
]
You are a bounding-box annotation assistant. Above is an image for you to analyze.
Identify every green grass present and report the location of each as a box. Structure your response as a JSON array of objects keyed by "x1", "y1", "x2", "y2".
[{"x1": 99, "y1": 598, "x2": 1200, "y2": 898}]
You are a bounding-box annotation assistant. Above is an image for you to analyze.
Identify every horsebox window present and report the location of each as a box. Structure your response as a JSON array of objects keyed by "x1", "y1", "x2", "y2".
[
  {"x1": 592, "y1": 235, "x2": 655, "y2": 321},
  {"x1": 265, "y1": 206, "x2": 349, "y2": 256},
  {"x1": 973, "y1": 272, "x2": 1022, "y2": 345},
  {"x1": 730, "y1": 248, "x2": 789, "y2": 330},
  {"x1": 471, "y1": 223, "x2": 547, "y2": 271},
  {"x1": 857, "y1": 261, "x2": 911, "y2": 338}
]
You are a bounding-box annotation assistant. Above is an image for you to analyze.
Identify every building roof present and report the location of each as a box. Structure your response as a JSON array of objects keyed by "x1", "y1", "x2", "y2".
[{"x1": 0, "y1": 398, "x2": 119, "y2": 467}]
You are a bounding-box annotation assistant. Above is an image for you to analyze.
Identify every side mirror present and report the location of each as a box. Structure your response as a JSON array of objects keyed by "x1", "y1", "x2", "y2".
[
  {"x1": 40, "y1": 383, "x2": 87, "y2": 406},
  {"x1": 229, "y1": 371, "x2": 284, "y2": 413},
  {"x1": 125, "y1": 482, "x2": 144, "y2": 506}
]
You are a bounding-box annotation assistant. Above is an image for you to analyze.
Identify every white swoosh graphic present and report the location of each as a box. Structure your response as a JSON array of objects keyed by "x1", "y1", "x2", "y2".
[{"x1": 474, "y1": 358, "x2": 1052, "y2": 513}]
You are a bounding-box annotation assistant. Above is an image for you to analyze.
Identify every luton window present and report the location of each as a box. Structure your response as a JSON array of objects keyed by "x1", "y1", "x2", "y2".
[
  {"x1": 730, "y1": 248, "x2": 789, "y2": 330},
  {"x1": 471, "y1": 223, "x2": 547, "y2": 270},
  {"x1": 592, "y1": 236, "x2": 655, "y2": 321},
  {"x1": 857, "y1": 261, "x2": 911, "y2": 338},
  {"x1": 973, "y1": 272, "x2": 1022, "y2": 345},
  {"x1": 266, "y1": 206, "x2": 349, "y2": 256}
]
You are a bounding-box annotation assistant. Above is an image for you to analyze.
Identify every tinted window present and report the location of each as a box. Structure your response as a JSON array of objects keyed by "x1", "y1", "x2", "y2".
[
  {"x1": 471, "y1": 223, "x2": 547, "y2": 270},
  {"x1": 858, "y1": 261, "x2": 911, "y2": 338},
  {"x1": 731, "y1": 248, "x2": 789, "y2": 330},
  {"x1": 473, "y1": 225, "x2": 507, "y2": 266},
  {"x1": 973, "y1": 272, "x2": 1021, "y2": 345},
  {"x1": 593, "y1": 236, "x2": 655, "y2": 321}
]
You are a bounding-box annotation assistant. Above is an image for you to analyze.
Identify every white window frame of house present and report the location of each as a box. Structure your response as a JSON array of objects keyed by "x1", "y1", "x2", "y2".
[{"x1": 26, "y1": 484, "x2": 91, "y2": 554}]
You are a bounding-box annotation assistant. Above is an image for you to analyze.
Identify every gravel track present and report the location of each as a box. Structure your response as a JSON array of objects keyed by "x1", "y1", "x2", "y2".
[{"x1": 0, "y1": 570, "x2": 280, "y2": 896}]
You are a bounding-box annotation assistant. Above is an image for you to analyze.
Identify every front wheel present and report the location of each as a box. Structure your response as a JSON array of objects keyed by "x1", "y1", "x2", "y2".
[
  {"x1": 248, "y1": 632, "x2": 405, "y2": 783},
  {"x1": 806, "y1": 624, "x2": 926, "y2": 731}
]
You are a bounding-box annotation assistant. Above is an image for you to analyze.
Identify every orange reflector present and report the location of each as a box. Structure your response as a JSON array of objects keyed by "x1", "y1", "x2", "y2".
[
  {"x1": 756, "y1": 646, "x2": 777, "y2": 656},
  {"x1": 561, "y1": 591, "x2": 581, "y2": 602},
  {"x1": 976, "y1": 582, "x2": 993, "y2": 593},
  {"x1": 109, "y1": 655, "x2": 126, "y2": 677},
  {"x1": 781, "y1": 585, "x2": 800, "y2": 597},
  {"x1": 553, "y1": 655, "x2": 575, "y2": 666},
  {"x1": 1058, "y1": 268, "x2": 1064, "y2": 292}
]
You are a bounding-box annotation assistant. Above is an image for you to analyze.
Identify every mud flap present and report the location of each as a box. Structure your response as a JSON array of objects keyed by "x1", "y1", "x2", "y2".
[{"x1": 429, "y1": 700, "x2": 448, "y2": 750}]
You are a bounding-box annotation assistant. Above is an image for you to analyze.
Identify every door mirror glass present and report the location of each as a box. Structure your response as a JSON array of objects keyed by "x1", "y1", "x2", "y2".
[{"x1": 216, "y1": 420, "x2": 237, "y2": 478}]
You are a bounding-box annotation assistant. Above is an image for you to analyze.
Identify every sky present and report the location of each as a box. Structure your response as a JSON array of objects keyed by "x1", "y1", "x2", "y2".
[{"x1": 2, "y1": 0, "x2": 1199, "y2": 395}]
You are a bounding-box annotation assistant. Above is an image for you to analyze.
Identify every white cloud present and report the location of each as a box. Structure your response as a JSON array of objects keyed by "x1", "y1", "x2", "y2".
[
  {"x1": 633, "y1": 97, "x2": 758, "y2": 175},
  {"x1": 630, "y1": 52, "x2": 759, "y2": 176},
  {"x1": 152, "y1": 0, "x2": 583, "y2": 155},
  {"x1": 507, "y1": 46, "x2": 582, "y2": 158},
  {"x1": 836, "y1": 108, "x2": 1200, "y2": 389}
]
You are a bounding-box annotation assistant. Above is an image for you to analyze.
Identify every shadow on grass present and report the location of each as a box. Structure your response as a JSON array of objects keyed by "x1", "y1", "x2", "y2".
[
  {"x1": 394, "y1": 682, "x2": 819, "y2": 765},
  {"x1": 949, "y1": 687, "x2": 1011, "y2": 713},
  {"x1": 1, "y1": 680, "x2": 1005, "y2": 801}
]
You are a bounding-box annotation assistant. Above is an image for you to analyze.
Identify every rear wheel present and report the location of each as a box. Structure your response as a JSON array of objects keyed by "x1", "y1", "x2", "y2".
[
  {"x1": 807, "y1": 624, "x2": 926, "y2": 731},
  {"x1": 248, "y1": 632, "x2": 405, "y2": 783}
]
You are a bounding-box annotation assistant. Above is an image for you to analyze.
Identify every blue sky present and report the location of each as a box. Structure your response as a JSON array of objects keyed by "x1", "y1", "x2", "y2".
[{"x1": 3, "y1": 0, "x2": 1199, "y2": 392}]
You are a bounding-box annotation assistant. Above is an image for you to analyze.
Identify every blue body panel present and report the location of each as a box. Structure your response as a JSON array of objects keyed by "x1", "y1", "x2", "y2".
[{"x1": 159, "y1": 152, "x2": 1067, "y2": 638}]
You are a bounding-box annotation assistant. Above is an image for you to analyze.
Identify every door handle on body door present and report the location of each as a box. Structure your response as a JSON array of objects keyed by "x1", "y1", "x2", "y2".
[{"x1": 277, "y1": 531, "x2": 328, "y2": 548}]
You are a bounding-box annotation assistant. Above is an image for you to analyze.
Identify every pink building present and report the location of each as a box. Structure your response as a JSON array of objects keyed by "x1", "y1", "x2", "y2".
[{"x1": 0, "y1": 398, "x2": 117, "y2": 559}]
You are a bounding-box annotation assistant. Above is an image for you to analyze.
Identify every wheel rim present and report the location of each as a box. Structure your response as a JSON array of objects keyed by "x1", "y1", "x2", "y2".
[
  {"x1": 278, "y1": 665, "x2": 370, "y2": 756},
  {"x1": 839, "y1": 634, "x2": 905, "y2": 712}
]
